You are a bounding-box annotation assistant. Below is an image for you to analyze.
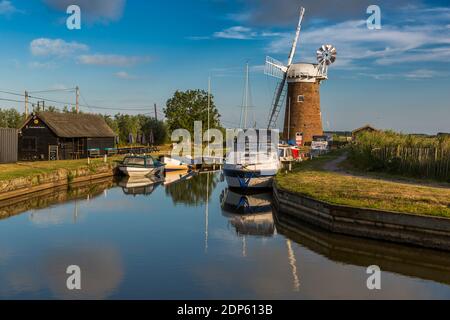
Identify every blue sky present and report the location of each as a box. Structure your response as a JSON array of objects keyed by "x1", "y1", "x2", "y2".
[{"x1": 0, "y1": 0, "x2": 449, "y2": 133}]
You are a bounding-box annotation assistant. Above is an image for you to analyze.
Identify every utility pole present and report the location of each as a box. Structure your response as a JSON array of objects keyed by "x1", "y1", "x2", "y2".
[
  {"x1": 42, "y1": 100, "x2": 45, "y2": 112},
  {"x1": 24, "y1": 91, "x2": 29, "y2": 118},
  {"x1": 76, "y1": 86, "x2": 80, "y2": 114},
  {"x1": 154, "y1": 103, "x2": 158, "y2": 121}
]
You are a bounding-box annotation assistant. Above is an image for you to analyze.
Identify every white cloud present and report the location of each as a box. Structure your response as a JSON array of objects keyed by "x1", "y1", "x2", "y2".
[
  {"x1": 376, "y1": 48, "x2": 450, "y2": 65},
  {"x1": 30, "y1": 38, "x2": 89, "y2": 57},
  {"x1": 78, "y1": 54, "x2": 150, "y2": 66},
  {"x1": 266, "y1": 14, "x2": 450, "y2": 68},
  {"x1": 0, "y1": 0, "x2": 19, "y2": 15},
  {"x1": 359, "y1": 69, "x2": 448, "y2": 81},
  {"x1": 214, "y1": 26, "x2": 257, "y2": 40},
  {"x1": 114, "y1": 71, "x2": 136, "y2": 80},
  {"x1": 404, "y1": 69, "x2": 441, "y2": 79}
]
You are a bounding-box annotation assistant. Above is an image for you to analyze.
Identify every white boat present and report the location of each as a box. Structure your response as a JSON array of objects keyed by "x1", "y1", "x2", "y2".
[
  {"x1": 161, "y1": 156, "x2": 192, "y2": 171},
  {"x1": 118, "y1": 155, "x2": 165, "y2": 177},
  {"x1": 223, "y1": 151, "x2": 280, "y2": 189}
]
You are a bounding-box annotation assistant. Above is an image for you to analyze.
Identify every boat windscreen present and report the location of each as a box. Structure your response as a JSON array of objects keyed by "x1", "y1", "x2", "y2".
[{"x1": 123, "y1": 157, "x2": 146, "y2": 166}]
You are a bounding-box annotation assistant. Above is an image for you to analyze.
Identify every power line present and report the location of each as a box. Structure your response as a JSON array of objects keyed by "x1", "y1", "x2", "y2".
[
  {"x1": 0, "y1": 88, "x2": 160, "y2": 112},
  {"x1": 28, "y1": 88, "x2": 76, "y2": 94},
  {"x1": 0, "y1": 97, "x2": 26, "y2": 104}
]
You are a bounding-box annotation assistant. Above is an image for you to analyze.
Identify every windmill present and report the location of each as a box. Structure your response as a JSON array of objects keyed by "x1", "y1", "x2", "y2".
[{"x1": 264, "y1": 7, "x2": 337, "y2": 143}]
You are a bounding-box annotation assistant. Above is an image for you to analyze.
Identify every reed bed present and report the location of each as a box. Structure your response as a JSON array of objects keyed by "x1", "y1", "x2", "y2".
[{"x1": 350, "y1": 131, "x2": 450, "y2": 181}]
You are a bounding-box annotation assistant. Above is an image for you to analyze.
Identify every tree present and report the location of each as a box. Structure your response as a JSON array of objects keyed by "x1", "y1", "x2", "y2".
[
  {"x1": 111, "y1": 113, "x2": 168, "y2": 146},
  {"x1": 0, "y1": 108, "x2": 25, "y2": 128},
  {"x1": 164, "y1": 89, "x2": 221, "y2": 135}
]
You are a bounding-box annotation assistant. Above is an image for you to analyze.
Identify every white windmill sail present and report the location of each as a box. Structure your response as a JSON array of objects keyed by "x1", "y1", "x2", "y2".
[{"x1": 265, "y1": 7, "x2": 305, "y2": 130}]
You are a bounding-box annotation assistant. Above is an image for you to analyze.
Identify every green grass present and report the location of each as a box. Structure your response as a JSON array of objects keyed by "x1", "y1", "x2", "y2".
[
  {"x1": 0, "y1": 157, "x2": 120, "y2": 181},
  {"x1": 276, "y1": 151, "x2": 450, "y2": 218}
]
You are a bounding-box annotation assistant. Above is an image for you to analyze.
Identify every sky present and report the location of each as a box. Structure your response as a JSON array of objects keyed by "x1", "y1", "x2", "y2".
[{"x1": 0, "y1": 0, "x2": 449, "y2": 134}]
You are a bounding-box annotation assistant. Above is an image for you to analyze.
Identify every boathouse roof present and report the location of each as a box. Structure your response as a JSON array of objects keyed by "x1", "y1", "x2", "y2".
[
  {"x1": 22, "y1": 112, "x2": 116, "y2": 138},
  {"x1": 352, "y1": 124, "x2": 378, "y2": 136}
]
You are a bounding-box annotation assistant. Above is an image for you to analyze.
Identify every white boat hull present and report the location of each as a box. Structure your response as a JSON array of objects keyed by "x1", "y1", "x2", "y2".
[{"x1": 162, "y1": 157, "x2": 191, "y2": 171}]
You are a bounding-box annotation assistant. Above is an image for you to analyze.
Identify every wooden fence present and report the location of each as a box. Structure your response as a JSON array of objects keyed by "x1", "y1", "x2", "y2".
[
  {"x1": 0, "y1": 128, "x2": 18, "y2": 164},
  {"x1": 372, "y1": 146, "x2": 450, "y2": 181}
]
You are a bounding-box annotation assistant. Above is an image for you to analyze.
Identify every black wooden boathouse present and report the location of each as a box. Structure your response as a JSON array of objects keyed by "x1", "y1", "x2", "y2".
[{"x1": 18, "y1": 112, "x2": 116, "y2": 161}]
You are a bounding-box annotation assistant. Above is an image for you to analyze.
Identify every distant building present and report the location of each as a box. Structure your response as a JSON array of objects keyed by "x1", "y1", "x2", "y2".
[
  {"x1": 18, "y1": 112, "x2": 116, "y2": 161},
  {"x1": 352, "y1": 124, "x2": 378, "y2": 140}
]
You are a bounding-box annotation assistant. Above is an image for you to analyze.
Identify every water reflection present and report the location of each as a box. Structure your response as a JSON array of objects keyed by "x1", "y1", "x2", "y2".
[
  {"x1": 274, "y1": 207, "x2": 450, "y2": 287},
  {"x1": 0, "y1": 245, "x2": 123, "y2": 299},
  {"x1": 163, "y1": 170, "x2": 195, "y2": 187},
  {"x1": 165, "y1": 171, "x2": 219, "y2": 206},
  {"x1": 0, "y1": 178, "x2": 114, "y2": 223},
  {"x1": 118, "y1": 176, "x2": 162, "y2": 196},
  {"x1": 220, "y1": 188, "x2": 275, "y2": 237},
  {"x1": 1, "y1": 172, "x2": 450, "y2": 299}
]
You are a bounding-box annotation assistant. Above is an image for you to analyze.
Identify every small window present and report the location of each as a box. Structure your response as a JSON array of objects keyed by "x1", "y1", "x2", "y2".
[{"x1": 297, "y1": 95, "x2": 305, "y2": 103}]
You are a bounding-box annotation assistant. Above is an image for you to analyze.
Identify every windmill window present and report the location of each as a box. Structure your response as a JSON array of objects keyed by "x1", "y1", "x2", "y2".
[{"x1": 297, "y1": 95, "x2": 305, "y2": 103}]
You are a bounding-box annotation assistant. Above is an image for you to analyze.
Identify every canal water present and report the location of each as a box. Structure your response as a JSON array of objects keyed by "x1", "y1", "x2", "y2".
[{"x1": 1, "y1": 171, "x2": 450, "y2": 299}]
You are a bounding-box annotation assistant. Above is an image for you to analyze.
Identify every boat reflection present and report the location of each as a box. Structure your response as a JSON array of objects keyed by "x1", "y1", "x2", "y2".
[
  {"x1": 163, "y1": 170, "x2": 195, "y2": 187},
  {"x1": 118, "y1": 176, "x2": 162, "y2": 196},
  {"x1": 220, "y1": 188, "x2": 275, "y2": 237}
]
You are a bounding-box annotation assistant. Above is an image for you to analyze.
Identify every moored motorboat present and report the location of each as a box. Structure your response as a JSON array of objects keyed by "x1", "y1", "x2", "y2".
[
  {"x1": 223, "y1": 151, "x2": 280, "y2": 189},
  {"x1": 161, "y1": 156, "x2": 192, "y2": 171},
  {"x1": 118, "y1": 155, "x2": 165, "y2": 177}
]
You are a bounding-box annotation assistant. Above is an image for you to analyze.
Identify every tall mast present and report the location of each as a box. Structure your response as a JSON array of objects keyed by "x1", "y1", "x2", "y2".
[
  {"x1": 240, "y1": 62, "x2": 250, "y2": 129},
  {"x1": 244, "y1": 63, "x2": 249, "y2": 129}
]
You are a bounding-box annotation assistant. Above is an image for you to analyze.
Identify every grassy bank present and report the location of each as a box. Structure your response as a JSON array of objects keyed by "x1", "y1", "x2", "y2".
[
  {"x1": 0, "y1": 145, "x2": 172, "y2": 182},
  {"x1": 0, "y1": 157, "x2": 122, "y2": 182},
  {"x1": 276, "y1": 151, "x2": 450, "y2": 218}
]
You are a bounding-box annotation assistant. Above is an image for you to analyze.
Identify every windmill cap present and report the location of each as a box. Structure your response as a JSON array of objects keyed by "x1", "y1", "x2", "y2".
[{"x1": 287, "y1": 63, "x2": 329, "y2": 82}]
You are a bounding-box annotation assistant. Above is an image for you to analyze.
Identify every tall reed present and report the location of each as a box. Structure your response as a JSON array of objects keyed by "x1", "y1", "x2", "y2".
[{"x1": 350, "y1": 131, "x2": 450, "y2": 181}]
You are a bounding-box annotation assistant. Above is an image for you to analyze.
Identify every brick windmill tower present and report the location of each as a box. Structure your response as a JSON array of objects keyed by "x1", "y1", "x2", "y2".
[{"x1": 264, "y1": 7, "x2": 337, "y2": 144}]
